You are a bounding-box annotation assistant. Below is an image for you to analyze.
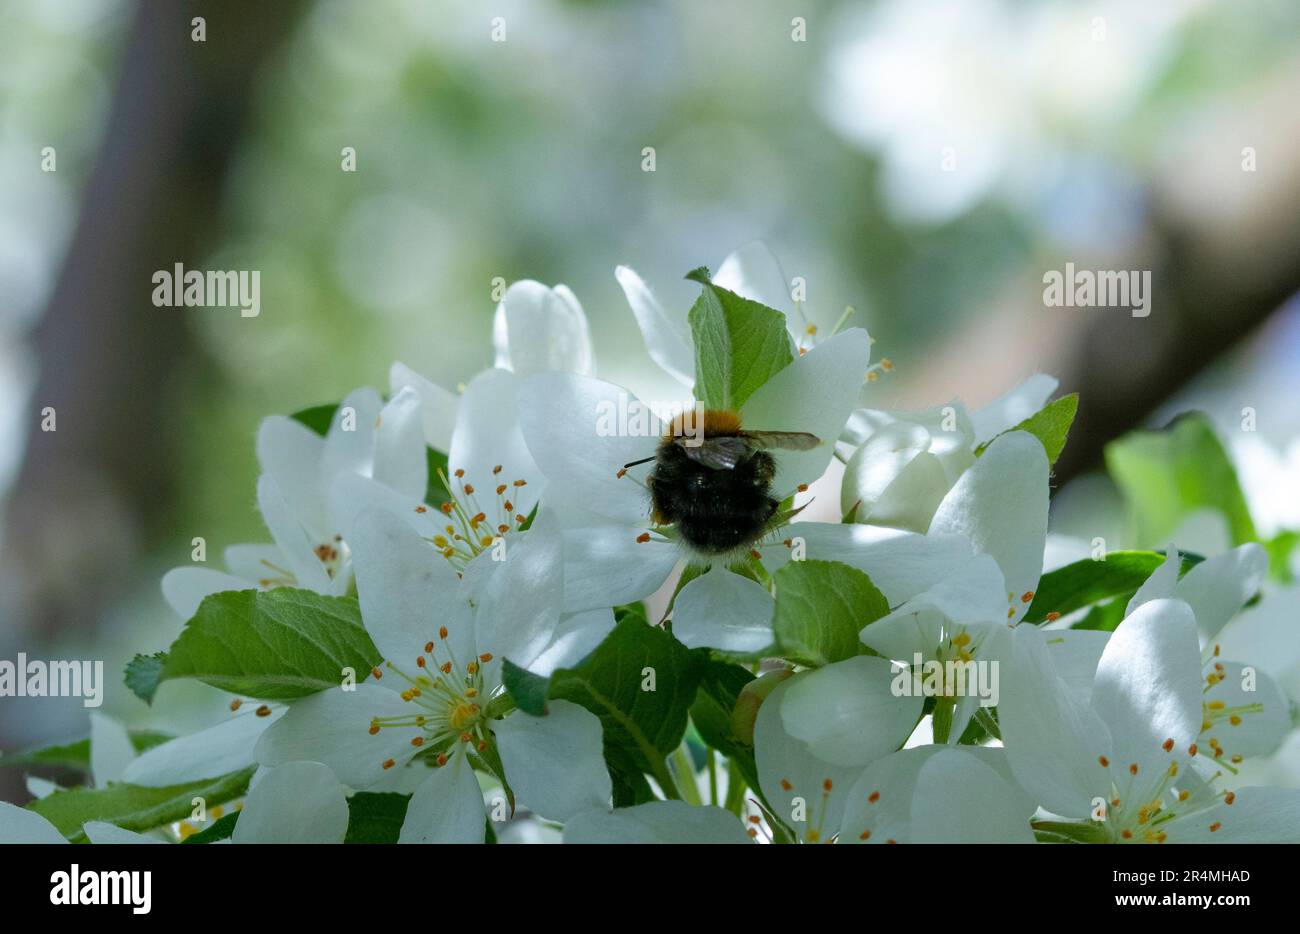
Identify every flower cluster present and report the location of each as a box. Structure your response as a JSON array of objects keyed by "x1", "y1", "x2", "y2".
[{"x1": 4, "y1": 244, "x2": 1298, "y2": 845}]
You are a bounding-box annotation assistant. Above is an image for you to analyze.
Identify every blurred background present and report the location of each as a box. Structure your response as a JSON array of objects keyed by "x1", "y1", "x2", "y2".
[{"x1": 2, "y1": 0, "x2": 1299, "y2": 800}]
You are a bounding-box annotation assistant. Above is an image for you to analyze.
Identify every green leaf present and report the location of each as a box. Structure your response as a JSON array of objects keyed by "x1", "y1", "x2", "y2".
[
  {"x1": 686, "y1": 267, "x2": 793, "y2": 411},
  {"x1": 978, "y1": 394, "x2": 1078, "y2": 466},
  {"x1": 125, "y1": 652, "x2": 169, "y2": 705},
  {"x1": 182, "y1": 811, "x2": 239, "y2": 844},
  {"x1": 1105, "y1": 413, "x2": 1257, "y2": 547},
  {"x1": 135, "y1": 588, "x2": 380, "y2": 704},
  {"x1": 344, "y1": 792, "x2": 411, "y2": 844},
  {"x1": 610, "y1": 765, "x2": 657, "y2": 807},
  {"x1": 614, "y1": 601, "x2": 649, "y2": 626},
  {"x1": 773, "y1": 560, "x2": 888, "y2": 667},
  {"x1": 506, "y1": 616, "x2": 708, "y2": 783},
  {"x1": 690, "y1": 660, "x2": 755, "y2": 761},
  {"x1": 27, "y1": 766, "x2": 256, "y2": 842},
  {"x1": 502, "y1": 659, "x2": 551, "y2": 717},
  {"x1": 1, "y1": 730, "x2": 172, "y2": 772},
  {"x1": 1024, "y1": 550, "x2": 1199, "y2": 623},
  {"x1": 689, "y1": 660, "x2": 765, "y2": 798}
]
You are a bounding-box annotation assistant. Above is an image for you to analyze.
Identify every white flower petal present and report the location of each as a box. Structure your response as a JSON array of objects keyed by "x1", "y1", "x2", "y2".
[
  {"x1": 999, "y1": 624, "x2": 1111, "y2": 819},
  {"x1": 1044, "y1": 629, "x2": 1112, "y2": 701},
  {"x1": 527, "y1": 608, "x2": 616, "y2": 676},
  {"x1": 493, "y1": 280, "x2": 595, "y2": 377},
  {"x1": 320, "y1": 386, "x2": 382, "y2": 488},
  {"x1": 398, "y1": 754, "x2": 485, "y2": 843},
  {"x1": 968, "y1": 374, "x2": 1059, "y2": 445},
  {"x1": 1131, "y1": 544, "x2": 1268, "y2": 641},
  {"x1": 1091, "y1": 599, "x2": 1203, "y2": 780},
  {"x1": 123, "y1": 710, "x2": 284, "y2": 787},
  {"x1": 714, "y1": 241, "x2": 794, "y2": 317},
  {"x1": 560, "y1": 526, "x2": 678, "y2": 613},
  {"x1": 160, "y1": 567, "x2": 253, "y2": 619},
  {"x1": 671, "y1": 568, "x2": 774, "y2": 654},
  {"x1": 837, "y1": 747, "x2": 933, "y2": 844},
  {"x1": 255, "y1": 414, "x2": 327, "y2": 534},
  {"x1": 231, "y1": 761, "x2": 349, "y2": 844},
  {"x1": 910, "y1": 748, "x2": 1035, "y2": 843},
  {"x1": 256, "y1": 474, "x2": 333, "y2": 592},
  {"x1": 223, "y1": 544, "x2": 289, "y2": 584},
  {"x1": 390, "y1": 360, "x2": 459, "y2": 452},
  {"x1": 753, "y1": 674, "x2": 863, "y2": 842},
  {"x1": 844, "y1": 427, "x2": 948, "y2": 532},
  {"x1": 461, "y1": 510, "x2": 564, "y2": 677},
  {"x1": 563, "y1": 801, "x2": 751, "y2": 844},
  {"x1": 840, "y1": 746, "x2": 1033, "y2": 844},
  {"x1": 0, "y1": 801, "x2": 66, "y2": 843},
  {"x1": 371, "y1": 386, "x2": 427, "y2": 502},
  {"x1": 90, "y1": 712, "x2": 136, "y2": 788},
  {"x1": 779, "y1": 656, "x2": 922, "y2": 767},
  {"x1": 449, "y1": 368, "x2": 544, "y2": 517},
  {"x1": 348, "y1": 506, "x2": 470, "y2": 666},
  {"x1": 860, "y1": 554, "x2": 1007, "y2": 661},
  {"x1": 518, "y1": 372, "x2": 660, "y2": 524},
  {"x1": 929, "y1": 430, "x2": 1048, "y2": 623},
  {"x1": 740, "y1": 328, "x2": 873, "y2": 495},
  {"x1": 1164, "y1": 787, "x2": 1300, "y2": 843},
  {"x1": 83, "y1": 822, "x2": 165, "y2": 844},
  {"x1": 760, "y1": 524, "x2": 974, "y2": 607},
  {"x1": 1126, "y1": 545, "x2": 1181, "y2": 615},
  {"x1": 1202, "y1": 661, "x2": 1290, "y2": 761},
  {"x1": 254, "y1": 683, "x2": 418, "y2": 790},
  {"x1": 495, "y1": 700, "x2": 611, "y2": 822},
  {"x1": 615, "y1": 265, "x2": 694, "y2": 387}
]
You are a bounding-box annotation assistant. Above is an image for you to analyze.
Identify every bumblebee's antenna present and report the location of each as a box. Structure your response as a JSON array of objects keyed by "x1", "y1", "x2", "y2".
[{"x1": 622, "y1": 455, "x2": 656, "y2": 470}]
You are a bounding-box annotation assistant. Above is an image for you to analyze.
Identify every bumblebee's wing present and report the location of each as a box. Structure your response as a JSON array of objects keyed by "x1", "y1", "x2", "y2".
[
  {"x1": 742, "y1": 430, "x2": 821, "y2": 451},
  {"x1": 675, "y1": 435, "x2": 754, "y2": 470}
]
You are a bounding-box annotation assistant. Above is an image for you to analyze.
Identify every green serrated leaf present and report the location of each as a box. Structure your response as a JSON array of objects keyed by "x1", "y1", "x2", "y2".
[
  {"x1": 1024, "y1": 550, "x2": 1200, "y2": 623},
  {"x1": 343, "y1": 792, "x2": 411, "y2": 844},
  {"x1": 181, "y1": 811, "x2": 240, "y2": 844},
  {"x1": 1000, "y1": 394, "x2": 1078, "y2": 464},
  {"x1": 28, "y1": 766, "x2": 256, "y2": 842},
  {"x1": 124, "y1": 653, "x2": 168, "y2": 705},
  {"x1": 1105, "y1": 413, "x2": 1258, "y2": 547},
  {"x1": 141, "y1": 588, "x2": 380, "y2": 703},
  {"x1": 686, "y1": 270, "x2": 793, "y2": 411},
  {"x1": 773, "y1": 559, "x2": 888, "y2": 667}
]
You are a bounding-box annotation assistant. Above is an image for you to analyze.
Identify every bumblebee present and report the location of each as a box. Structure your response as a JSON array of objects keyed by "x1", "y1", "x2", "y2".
[{"x1": 624, "y1": 410, "x2": 819, "y2": 557}]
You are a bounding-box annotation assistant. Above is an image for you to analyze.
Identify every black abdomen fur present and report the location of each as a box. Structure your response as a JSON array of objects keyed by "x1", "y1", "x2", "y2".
[{"x1": 648, "y1": 444, "x2": 778, "y2": 555}]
